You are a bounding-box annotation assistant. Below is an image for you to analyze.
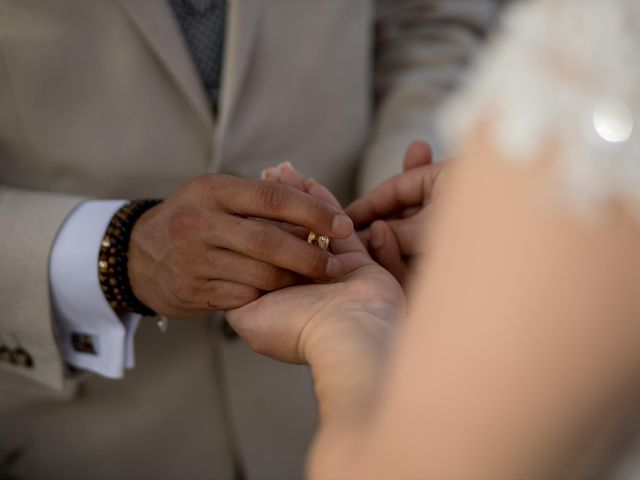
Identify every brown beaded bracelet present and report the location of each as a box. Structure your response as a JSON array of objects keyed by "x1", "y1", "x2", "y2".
[{"x1": 98, "y1": 199, "x2": 162, "y2": 316}]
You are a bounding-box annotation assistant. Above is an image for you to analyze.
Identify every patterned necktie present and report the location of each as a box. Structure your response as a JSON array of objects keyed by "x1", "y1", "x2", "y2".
[{"x1": 168, "y1": 0, "x2": 227, "y2": 114}]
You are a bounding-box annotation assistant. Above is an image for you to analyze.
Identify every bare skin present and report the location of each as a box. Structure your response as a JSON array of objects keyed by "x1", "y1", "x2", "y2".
[
  {"x1": 225, "y1": 178, "x2": 405, "y2": 424},
  {"x1": 264, "y1": 142, "x2": 447, "y2": 286},
  {"x1": 231, "y1": 131, "x2": 640, "y2": 478},
  {"x1": 346, "y1": 141, "x2": 447, "y2": 284},
  {"x1": 127, "y1": 174, "x2": 354, "y2": 318}
]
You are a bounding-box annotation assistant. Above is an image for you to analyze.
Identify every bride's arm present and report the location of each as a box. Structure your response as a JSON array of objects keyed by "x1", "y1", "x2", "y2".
[
  {"x1": 251, "y1": 2, "x2": 640, "y2": 476},
  {"x1": 309, "y1": 124, "x2": 640, "y2": 478},
  {"x1": 307, "y1": 0, "x2": 640, "y2": 475}
]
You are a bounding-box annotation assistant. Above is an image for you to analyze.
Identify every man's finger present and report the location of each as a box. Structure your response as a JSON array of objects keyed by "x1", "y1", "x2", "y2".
[
  {"x1": 199, "y1": 280, "x2": 261, "y2": 311},
  {"x1": 403, "y1": 141, "x2": 432, "y2": 171},
  {"x1": 273, "y1": 221, "x2": 309, "y2": 240},
  {"x1": 216, "y1": 176, "x2": 353, "y2": 238},
  {"x1": 306, "y1": 182, "x2": 367, "y2": 255},
  {"x1": 250, "y1": 216, "x2": 309, "y2": 241},
  {"x1": 214, "y1": 216, "x2": 343, "y2": 280},
  {"x1": 196, "y1": 248, "x2": 300, "y2": 291},
  {"x1": 266, "y1": 168, "x2": 366, "y2": 254}
]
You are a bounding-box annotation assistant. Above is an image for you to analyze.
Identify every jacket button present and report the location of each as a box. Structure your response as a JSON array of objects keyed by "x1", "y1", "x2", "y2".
[{"x1": 14, "y1": 347, "x2": 34, "y2": 368}]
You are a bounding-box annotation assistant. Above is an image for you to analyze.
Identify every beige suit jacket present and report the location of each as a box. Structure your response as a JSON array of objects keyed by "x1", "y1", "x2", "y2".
[{"x1": 0, "y1": 1, "x2": 496, "y2": 478}]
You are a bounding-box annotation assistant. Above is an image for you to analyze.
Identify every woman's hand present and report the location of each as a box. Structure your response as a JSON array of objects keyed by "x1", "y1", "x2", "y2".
[
  {"x1": 346, "y1": 141, "x2": 447, "y2": 285},
  {"x1": 225, "y1": 177, "x2": 405, "y2": 370}
]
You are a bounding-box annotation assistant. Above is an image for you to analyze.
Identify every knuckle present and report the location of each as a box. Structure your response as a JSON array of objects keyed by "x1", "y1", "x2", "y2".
[
  {"x1": 204, "y1": 283, "x2": 236, "y2": 311},
  {"x1": 189, "y1": 174, "x2": 216, "y2": 194},
  {"x1": 168, "y1": 205, "x2": 204, "y2": 236},
  {"x1": 171, "y1": 275, "x2": 198, "y2": 304},
  {"x1": 240, "y1": 287, "x2": 261, "y2": 305},
  {"x1": 169, "y1": 246, "x2": 198, "y2": 268},
  {"x1": 257, "y1": 265, "x2": 282, "y2": 290},
  {"x1": 246, "y1": 226, "x2": 277, "y2": 256},
  {"x1": 206, "y1": 282, "x2": 220, "y2": 301},
  {"x1": 256, "y1": 183, "x2": 288, "y2": 212},
  {"x1": 205, "y1": 300, "x2": 222, "y2": 311}
]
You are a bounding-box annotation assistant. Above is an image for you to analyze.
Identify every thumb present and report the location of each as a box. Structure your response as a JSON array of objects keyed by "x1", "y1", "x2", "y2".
[{"x1": 403, "y1": 141, "x2": 432, "y2": 172}]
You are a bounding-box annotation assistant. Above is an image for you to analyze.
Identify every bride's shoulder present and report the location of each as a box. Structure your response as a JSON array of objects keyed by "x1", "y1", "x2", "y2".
[{"x1": 444, "y1": 0, "x2": 640, "y2": 218}]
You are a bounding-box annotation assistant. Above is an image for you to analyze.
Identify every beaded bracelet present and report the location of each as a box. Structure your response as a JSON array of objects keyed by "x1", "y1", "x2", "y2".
[{"x1": 98, "y1": 199, "x2": 162, "y2": 316}]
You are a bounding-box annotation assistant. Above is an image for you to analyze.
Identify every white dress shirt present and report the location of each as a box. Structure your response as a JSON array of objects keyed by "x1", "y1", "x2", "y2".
[{"x1": 49, "y1": 200, "x2": 140, "y2": 378}]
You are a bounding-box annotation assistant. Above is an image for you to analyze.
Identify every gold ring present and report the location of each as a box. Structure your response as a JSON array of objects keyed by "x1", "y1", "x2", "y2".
[{"x1": 307, "y1": 232, "x2": 330, "y2": 250}]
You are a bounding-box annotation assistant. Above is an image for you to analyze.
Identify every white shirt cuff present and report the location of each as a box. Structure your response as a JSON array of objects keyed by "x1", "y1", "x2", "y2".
[{"x1": 50, "y1": 200, "x2": 141, "y2": 378}]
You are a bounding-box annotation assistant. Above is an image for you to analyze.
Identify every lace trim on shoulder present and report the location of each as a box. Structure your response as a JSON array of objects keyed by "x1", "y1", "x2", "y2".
[{"x1": 444, "y1": 0, "x2": 640, "y2": 216}]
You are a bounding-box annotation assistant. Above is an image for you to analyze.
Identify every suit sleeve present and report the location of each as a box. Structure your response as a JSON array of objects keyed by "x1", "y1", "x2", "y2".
[
  {"x1": 358, "y1": 0, "x2": 499, "y2": 193},
  {"x1": 0, "y1": 185, "x2": 83, "y2": 390}
]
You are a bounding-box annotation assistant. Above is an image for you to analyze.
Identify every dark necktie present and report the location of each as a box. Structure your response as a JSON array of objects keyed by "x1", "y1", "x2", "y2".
[{"x1": 168, "y1": 0, "x2": 227, "y2": 114}]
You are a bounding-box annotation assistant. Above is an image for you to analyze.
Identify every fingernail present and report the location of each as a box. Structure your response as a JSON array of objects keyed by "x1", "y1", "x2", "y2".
[
  {"x1": 305, "y1": 178, "x2": 318, "y2": 189},
  {"x1": 260, "y1": 169, "x2": 268, "y2": 180},
  {"x1": 370, "y1": 223, "x2": 385, "y2": 249},
  {"x1": 263, "y1": 167, "x2": 278, "y2": 181},
  {"x1": 278, "y1": 161, "x2": 294, "y2": 173},
  {"x1": 331, "y1": 214, "x2": 353, "y2": 236},
  {"x1": 325, "y1": 256, "x2": 341, "y2": 278}
]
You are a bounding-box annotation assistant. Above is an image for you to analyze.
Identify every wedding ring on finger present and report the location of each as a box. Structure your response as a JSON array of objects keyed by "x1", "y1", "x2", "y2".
[{"x1": 307, "y1": 231, "x2": 330, "y2": 250}]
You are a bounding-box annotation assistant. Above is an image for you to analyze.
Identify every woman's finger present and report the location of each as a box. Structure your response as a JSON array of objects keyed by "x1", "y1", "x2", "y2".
[
  {"x1": 369, "y1": 220, "x2": 408, "y2": 284},
  {"x1": 385, "y1": 215, "x2": 428, "y2": 257},
  {"x1": 403, "y1": 141, "x2": 433, "y2": 171},
  {"x1": 278, "y1": 162, "x2": 306, "y2": 191},
  {"x1": 345, "y1": 166, "x2": 429, "y2": 227},
  {"x1": 261, "y1": 166, "x2": 280, "y2": 181},
  {"x1": 357, "y1": 229, "x2": 371, "y2": 250}
]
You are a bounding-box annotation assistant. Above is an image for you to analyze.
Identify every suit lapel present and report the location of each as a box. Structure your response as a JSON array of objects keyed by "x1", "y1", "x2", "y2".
[
  {"x1": 115, "y1": 0, "x2": 264, "y2": 169},
  {"x1": 116, "y1": 0, "x2": 214, "y2": 131},
  {"x1": 214, "y1": 0, "x2": 264, "y2": 168},
  {"x1": 218, "y1": 0, "x2": 263, "y2": 126}
]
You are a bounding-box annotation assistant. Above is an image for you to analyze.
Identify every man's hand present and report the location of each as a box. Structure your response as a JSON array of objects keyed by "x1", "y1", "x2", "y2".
[
  {"x1": 226, "y1": 178, "x2": 404, "y2": 366},
  {"x1": 346, "y1": 141, "x2": 447, "y2": 284},
  {"x1": 227, "y1": 176, "x2": 404, "y2": 480},
  {"x1": 127, "y1": 174, "x2": 354, "y2": 318}
]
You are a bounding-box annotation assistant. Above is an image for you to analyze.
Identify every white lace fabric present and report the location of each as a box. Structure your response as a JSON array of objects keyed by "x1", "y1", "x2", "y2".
[{"x1": 444, "y1": 0, "x2": 640, "y2": 217}]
